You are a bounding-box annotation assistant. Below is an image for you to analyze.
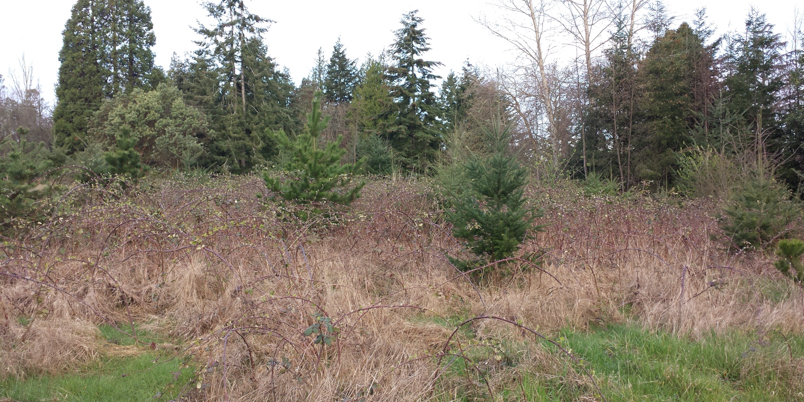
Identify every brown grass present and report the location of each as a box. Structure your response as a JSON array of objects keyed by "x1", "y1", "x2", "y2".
[{"x1": 1, "y1": 173, "x2": 803, "y2": 400}]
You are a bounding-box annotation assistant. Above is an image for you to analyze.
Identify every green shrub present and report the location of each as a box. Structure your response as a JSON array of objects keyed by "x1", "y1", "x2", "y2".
[
  {"x1": 355, "y1": 134, "x2": 395, "y2": 175},
  {"x1": 719, "y1": 178, "x2": 800, "y2": 250},
  {"x1": 0, "y1": 134, "x2": 55, "y2": 232},
  {"x1": 774, "y1": 239, "x2": 804, "y2": 283},
  {"x1": 445, "y1": 123, "x2": 541, "y2": 272},
  {"x1": 582, "y1": 171, "x2": 621, "y2": 196},
  {"x1": 104, "y1": 128, "x2": 146, "y2": 182},
  {"x1": 264, "y1": 92, "x2": 364, "y2": 205},
  {"x1": 676, "y1": 145, "x2": 757, "y2": 200}
]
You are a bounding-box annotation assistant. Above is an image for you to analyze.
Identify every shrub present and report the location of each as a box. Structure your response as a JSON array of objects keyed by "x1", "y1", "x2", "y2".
[
  {"x1": 88, "y1": 83, "x2": 207, "y2": 169},
  {"x1": 774, "y1": 239, "x2": 804, "y2": 283},
  {"x1": 719, "y1": 178, "x2": 800, "y2": 250},
  {"x1": 582, "y1": 171, "x2": 621, "y2": 196},
  {"x1": 104, "y1": 128, "x2": 146, "y2": 182},
  {"x1": 264, "y1": 92, "x2": 364, "y2": 205},
  {"x1": 445, "y1": 122, "x2": 541, "y2": 272},
  {"x1": 0, "y1": 133, "x2": 55, "y2": 232},
  {"x1": 355, "y1": 134, "x2": 394, "y2": 175}
]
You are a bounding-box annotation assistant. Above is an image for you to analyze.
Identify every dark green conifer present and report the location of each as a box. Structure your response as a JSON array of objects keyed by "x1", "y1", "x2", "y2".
[
  {"x1": 385, "y1": 10, "x2": 443, "y2": 173},
  {"x1": 54, "y1": 0, "x2": 158, "y2": 153},
  {"x1": 324, "y1": 38, "x2": 358, "y2": 104},
  {"x1": 0, "y1": 132, "x2": 54, "y2": 232},
  {"x1": 53, "y1": 0, "x2": 105, "y2": 153},
  {"x1": 446, "y1": 122, "x2": 541, "y2": 272},
  {"x1": 104, "y1": 127, "x2": 145, "y2": 181}
]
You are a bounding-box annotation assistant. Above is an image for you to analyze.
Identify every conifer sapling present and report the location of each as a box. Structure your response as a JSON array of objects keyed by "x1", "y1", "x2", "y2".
[
  {"x1": 446, "y1": 122, "x2": 542, "y2": 272},
  {"x1": 264, "y1": 92, "x2": 364, "y2": 205}
]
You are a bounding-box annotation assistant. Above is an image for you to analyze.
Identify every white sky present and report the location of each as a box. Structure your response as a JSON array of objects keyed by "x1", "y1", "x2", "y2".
[{"x1": 0, "y1": 1, "x2": 798, "y2": 107}]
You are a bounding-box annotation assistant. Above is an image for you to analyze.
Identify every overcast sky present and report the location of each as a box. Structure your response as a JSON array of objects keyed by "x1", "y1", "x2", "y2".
[{"x1": 0, "y1": 1, "x2": 798, "y2": 106}]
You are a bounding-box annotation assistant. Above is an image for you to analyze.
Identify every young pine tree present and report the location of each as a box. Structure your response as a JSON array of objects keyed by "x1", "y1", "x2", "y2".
[
  {"x1": 446, "y1": 122, "x2": 541, "y2": 272},
  {"x1": 264, "y1": 92, "x2": 364, "y2": 205},
  {"x1": 104, "y1": 127, "x2": 146, "y2": 181}
]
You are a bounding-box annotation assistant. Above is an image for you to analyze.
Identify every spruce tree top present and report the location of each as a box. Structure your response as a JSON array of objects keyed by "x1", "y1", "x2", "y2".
[{"x1": 324, "y1": 38, "x2": 358, "y2": 104}]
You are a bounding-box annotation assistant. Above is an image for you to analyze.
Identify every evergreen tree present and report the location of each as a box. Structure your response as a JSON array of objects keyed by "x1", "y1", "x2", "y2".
[
  {"x1": 350, "y1": 60, "x2": 393, "y2": 135},
  {"x1": 309, "y1": 48, "x2": 327, "y2": 91},
  {"x1": 439, "y1": 72, "x2": 462, "y2": 133},
  {"x1": 324, "y1": 38, "x2": 358, "y2": 104},
  {"x1": 0, "y1": 132, "x2": 54, "y2": 233},
  {"x1": 53, "y1": 0, "x2": 106, "y2": 153},
  {"x1": 349, "y1": 59, "x2": 395, "y2": 174},
  {"x1": 723, "y1": 9, "x2": 784, "y2": 133},
  {"x1": 104, "y1": 127, "x2": 145, "y2": 181},
  {"x1": 778, "y1": 24, "x2": 804, "y2": 190},
  {"x1": 105, "y1": 0, "x2": 159, "y2": 97},
  {"x1": 635, "y1": 23, "x2": 717, "y2": 187},
  {"x1": 445, "y1": 122, "x2": 540, "y2": 273},
  {"x1": 585, "y1": 15, "x2": 641, "y2": 185},
  {"x1": 645, "y1": 0, "x2": 675, "y2": 41},
  {"x1": 264, "y1": 92, "x2": 364, "y2": 205},
  {"x1": 187, "y1": 1, "x2": 297, "y2": 173},
  {"x1": 385, "y1": 10, "x2": 443, "y2": 173},
  {"x1": 54, "y1": 0, "x2": 158, "y2": 153}
]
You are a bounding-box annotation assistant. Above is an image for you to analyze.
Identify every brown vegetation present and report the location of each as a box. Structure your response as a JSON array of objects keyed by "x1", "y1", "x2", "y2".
[{"x1": 1, "y1": 174, "x2": 803, "y2": 400}]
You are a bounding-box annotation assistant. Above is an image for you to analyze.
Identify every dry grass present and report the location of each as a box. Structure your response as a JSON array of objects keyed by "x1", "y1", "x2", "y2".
[{"x1": 1, "y1": 173, "x2": 803, "y2": 400}]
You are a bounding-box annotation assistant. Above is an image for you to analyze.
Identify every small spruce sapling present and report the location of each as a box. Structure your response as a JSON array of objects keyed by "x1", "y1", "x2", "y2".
[
  {"x1": 719, "y1": 178, "x2": 799, "y2": 250},
  {"x1": 774, "y1": 239, "x2": 804, "y2": 283},
  {"x1": 104, "y1": 127, "x2": 146, "y2": 182},
  {"x1": 445, "y1": 122, "x2": 542, "y2": 273},
  {"x1": 0, "y1": 131, "x2": 54, "y2": 232},
  {"x1": 264, "y1": 92, "x2": 364, "y2": 205}
]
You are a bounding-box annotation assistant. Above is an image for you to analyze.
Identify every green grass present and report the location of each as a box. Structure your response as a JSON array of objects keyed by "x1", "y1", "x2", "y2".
[
  {"x1": 98, "y1": 322, "x2": 164, "y2": 346},
  {"x1": 1, "y1": 324, "x2": 195, "y2": 402},
  {"x1": 580, "y1": 325, "x2": 802, "y2": 401},
  {"x1": 437, "y1": 323, "x2": 804, "y2": 401}
]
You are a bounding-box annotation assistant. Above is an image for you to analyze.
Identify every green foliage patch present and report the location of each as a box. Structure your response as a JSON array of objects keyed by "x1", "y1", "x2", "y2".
[
  {"x1": 436, "y1": 324, "x2": 804, "y2": 401},
  {"x1": 1, "y1": 324, "x2": 193, "y2": 402},
  {"x1": 719, "y1": 178, "x2": 800, "y2": 250}
]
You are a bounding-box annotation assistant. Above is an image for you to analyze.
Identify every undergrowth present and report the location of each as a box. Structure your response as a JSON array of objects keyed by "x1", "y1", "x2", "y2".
[{"x1": 1, "y1": 173, "x2": 803, "y2": 401}]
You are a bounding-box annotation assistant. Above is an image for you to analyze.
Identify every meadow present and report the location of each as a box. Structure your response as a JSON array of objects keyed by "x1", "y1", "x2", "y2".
[{"x1": 2, "y1": 173, "x2": 803, "y2": 401}]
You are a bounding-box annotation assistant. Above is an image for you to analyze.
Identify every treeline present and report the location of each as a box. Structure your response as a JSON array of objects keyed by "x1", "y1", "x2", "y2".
[
  {"x1": 488, "y1": 0, "x2": 804, "y2": 194},
  {"x1": 3, "y1": 0, "x2": 804, "y2": 194},
  {"x1": 38, "y1": 0, "x2": 474, "y2": 177}
]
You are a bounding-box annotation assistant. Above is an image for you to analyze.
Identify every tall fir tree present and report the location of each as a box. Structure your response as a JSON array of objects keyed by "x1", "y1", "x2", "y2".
[
  {"x1": 323, "y1": 38, "x2": 358, "y2": 104},
  {"x1": 438, "y1": 63, "x2": 480, "y2": 134},
  {"x1": 385, "y1": 10, "x2": 443, "y2": 173},
  {"x1": 778, "y1": 22, "x2": 804, "y2": 190},
  {"x1": 349, "y1": 59, "x2": 395, "y2": 174},
  {"x1": 54, "y1": 0, "x2": 158, "y2": 153},
  {"x1": 635, "y1": 22, "x2": 717, "y2": 187},
  {"x1": 644, "y1": 0, "x2": 675, "y2": 41},
  {"x1": 723, "y1": 8, "x2": 784, "y2": 133},
  {"x1": 185, "y1": 1, "x2": 296, "y2": 172},
  {"x1": 105, "y1": 0, "x2": 158, "y2": 97}
]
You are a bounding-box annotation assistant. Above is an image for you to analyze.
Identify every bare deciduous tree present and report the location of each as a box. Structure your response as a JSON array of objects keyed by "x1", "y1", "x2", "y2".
[
  {"x1": 2, "y1": 56, "x2": 52, "y2": 145},
  {"x1": 480, "y1": 0, "x2": 563, "y2": 174}
]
